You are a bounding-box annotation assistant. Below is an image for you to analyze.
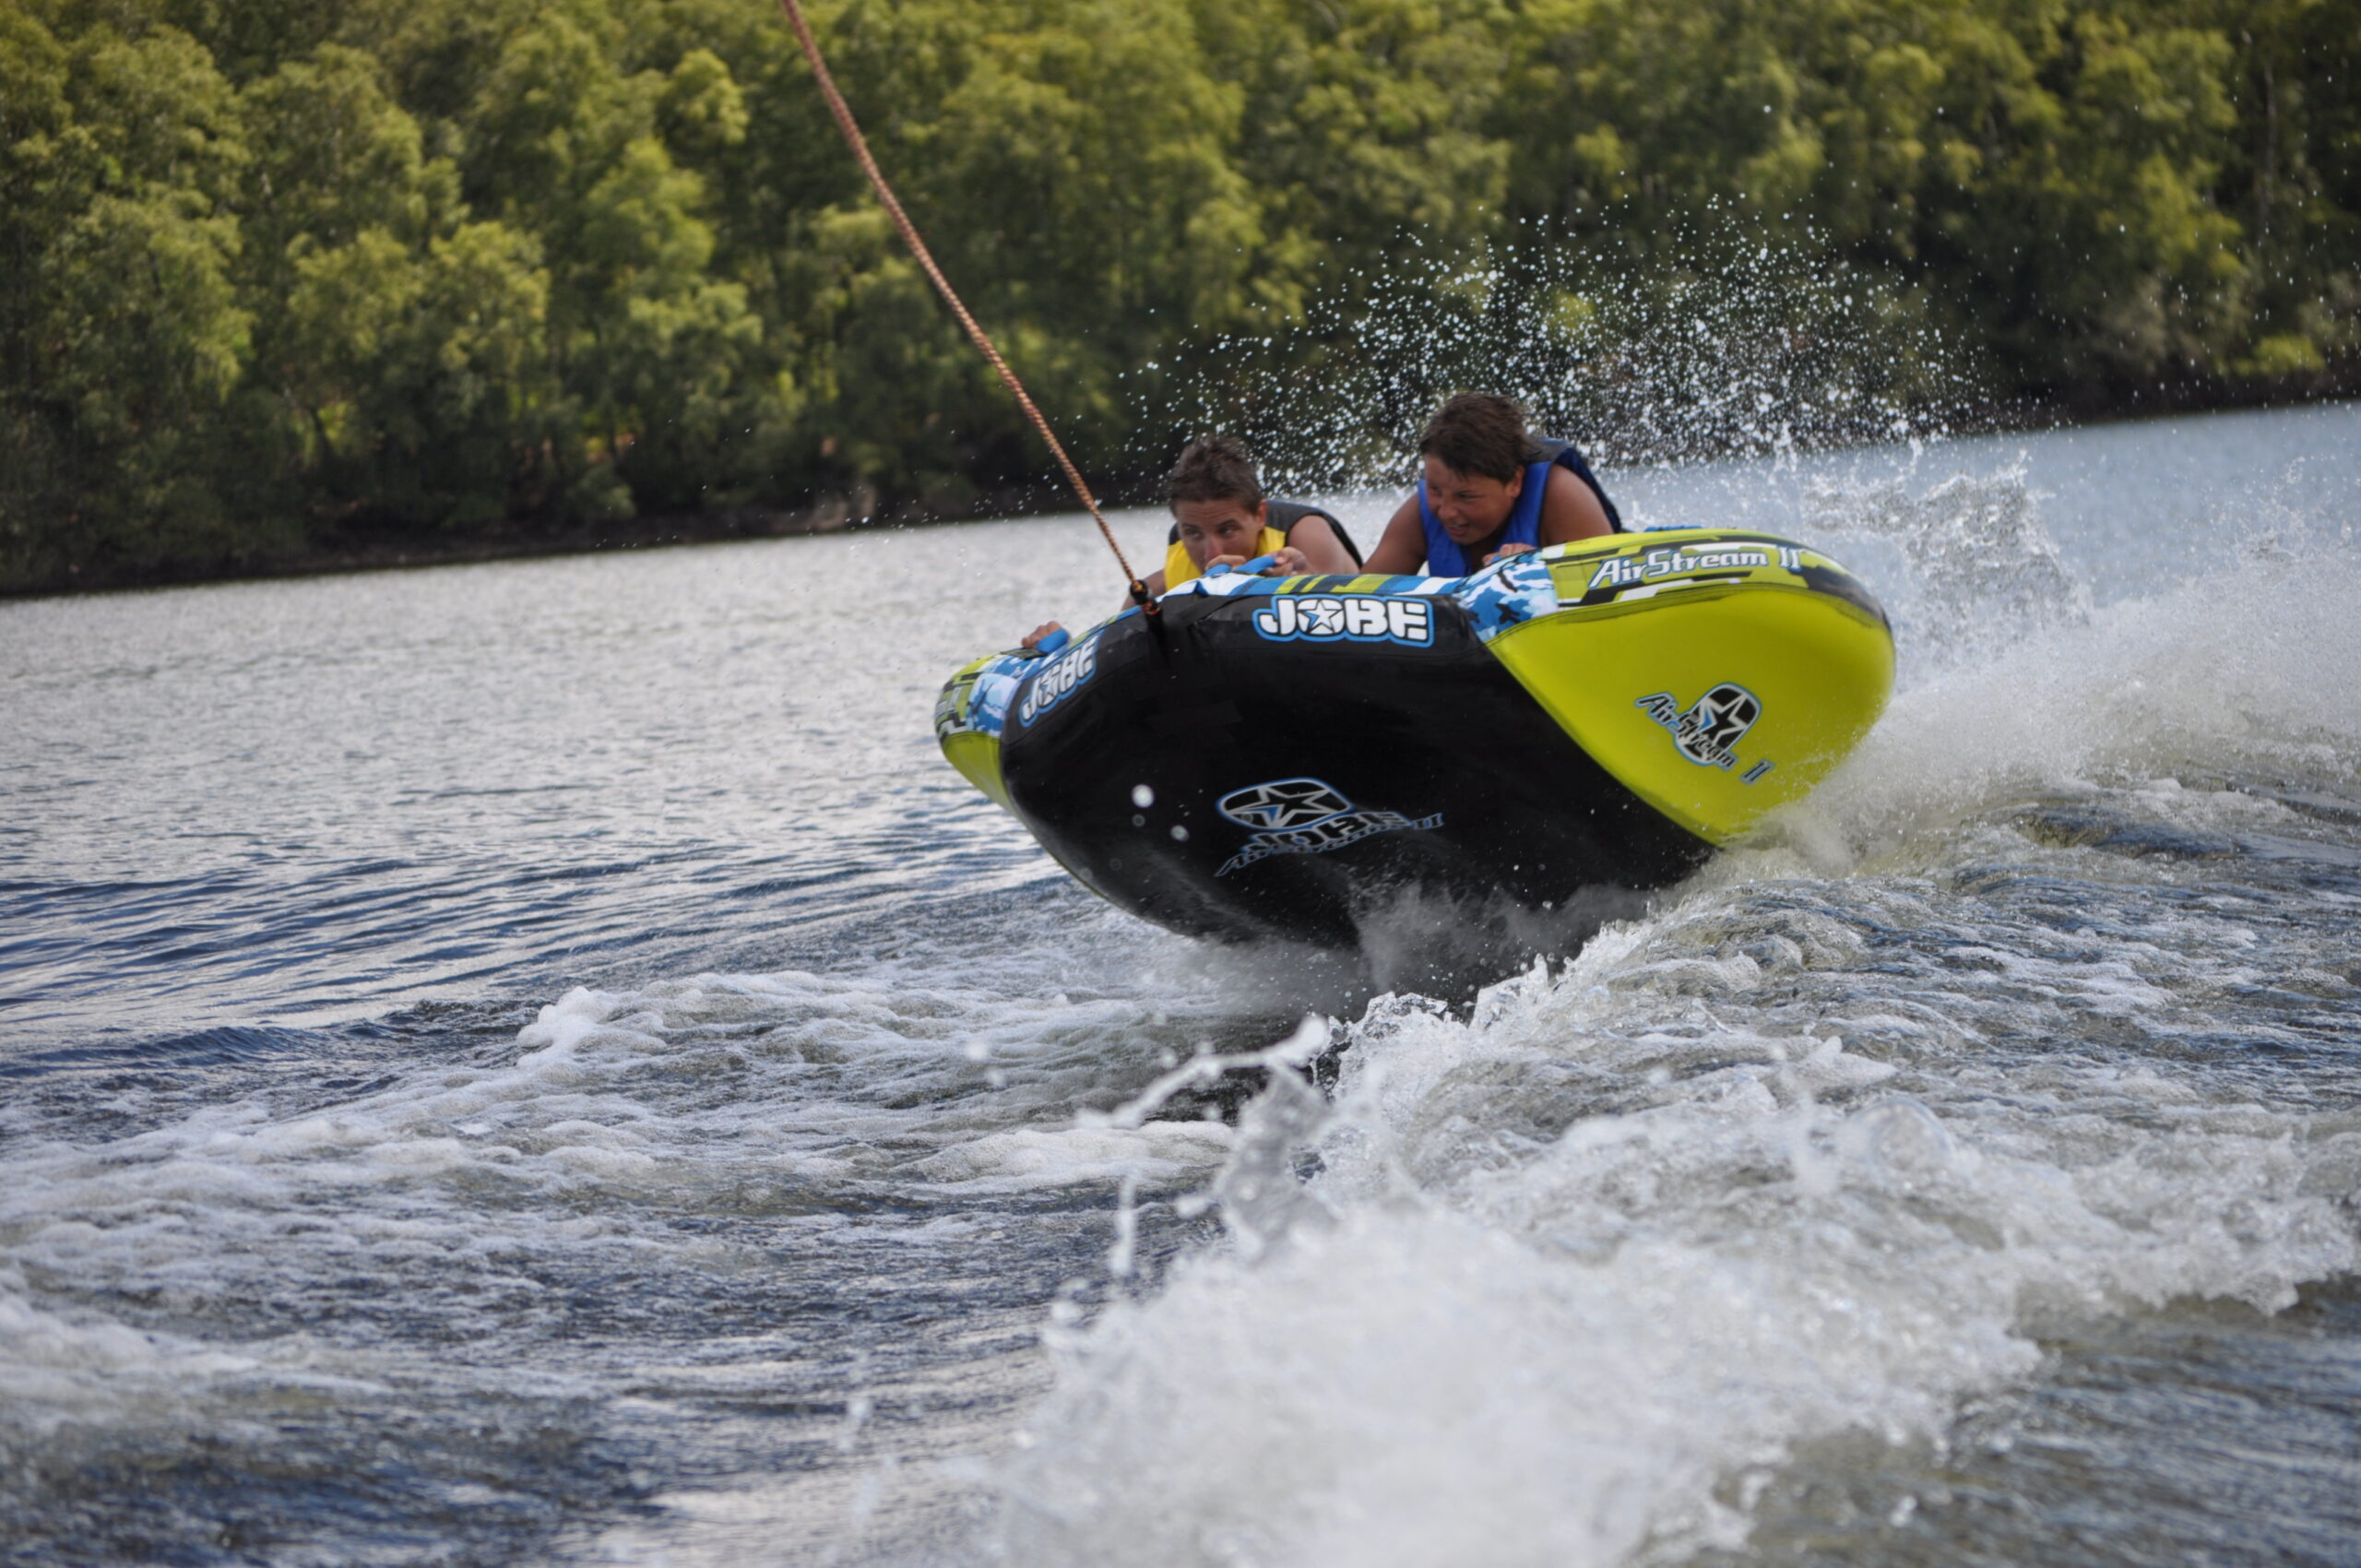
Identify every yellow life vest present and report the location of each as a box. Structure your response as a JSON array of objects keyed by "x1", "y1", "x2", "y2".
[{"x1": 1164, "y1": 526, "x2": 1287, "y2": 589}]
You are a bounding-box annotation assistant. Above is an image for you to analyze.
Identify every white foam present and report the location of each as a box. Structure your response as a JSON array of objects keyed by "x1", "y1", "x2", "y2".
[
  {"x1": 908, "y1": 1123, "x2": 1233, "y2": 1191},
  {"x1": 0, "y1": 955, "x2": 1267, "y2": 1437},
  {"x1": 992, "y1": 888, "x2": 2361, "y2": 1565},
  {"x1": 1765, "y1": 522, "x2": 2361, "y2": 869},
  {"x1": 0, "y1": 1272, "x2": 300, "y2": 1440}
]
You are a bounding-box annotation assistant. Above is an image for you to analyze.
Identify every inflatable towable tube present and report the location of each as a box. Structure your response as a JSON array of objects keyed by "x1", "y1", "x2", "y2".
[{"x1": 934, "y1": 529, "x2": 1893, "y2": 947}]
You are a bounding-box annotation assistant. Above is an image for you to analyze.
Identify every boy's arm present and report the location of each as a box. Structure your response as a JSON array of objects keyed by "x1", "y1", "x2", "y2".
[
  {"x1": 1536, "y1": 465, "x2": 1613, "y2": 544},
  {"x1": 1280, "y1": 516, "x2": 1359, "y2": 575}
]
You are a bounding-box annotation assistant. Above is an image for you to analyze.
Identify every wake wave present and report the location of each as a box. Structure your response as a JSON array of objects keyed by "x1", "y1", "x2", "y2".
[{"x1": 995, "y1": 901, "x2": 2359, "y2": 1565}]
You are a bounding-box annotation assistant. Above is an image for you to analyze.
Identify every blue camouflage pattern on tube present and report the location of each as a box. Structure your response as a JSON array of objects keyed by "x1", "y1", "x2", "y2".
[
  {"x1": 1446, "y1": 553, "x2": 1560, "y2": 642},
  {"x1": 1171, "y1": 572, "x2": 1455, "y2": 601}
]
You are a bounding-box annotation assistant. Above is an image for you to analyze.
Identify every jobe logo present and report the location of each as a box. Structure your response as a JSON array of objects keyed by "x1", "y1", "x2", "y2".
[
  {"x1": 1634, "y1": 683, "x2": 1769, "y2": 778},
  {"x1": 1016, "y1": 636, "x2": 1097, "y2": 727},
  {"x1": 1214, "y1": 777, "x2": 1442, "y2": 877},
  {"x1": 1253, "y1": 596, "x2": 1433, "y2": 647}
]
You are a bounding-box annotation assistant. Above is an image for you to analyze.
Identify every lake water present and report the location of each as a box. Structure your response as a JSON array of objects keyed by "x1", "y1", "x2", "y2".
[{"x1": 2, "y1": 401, "x2": 2357, "y2": 1565}]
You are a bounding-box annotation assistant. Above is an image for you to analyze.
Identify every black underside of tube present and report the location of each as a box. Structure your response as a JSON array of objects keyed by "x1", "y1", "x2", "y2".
[{"x1": 997, "y1": 590, "x2": 1712, "y2": 948}]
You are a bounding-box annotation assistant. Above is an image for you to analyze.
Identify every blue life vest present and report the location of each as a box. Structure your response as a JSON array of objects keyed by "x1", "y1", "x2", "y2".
[{"x1": 1417, "y1": 438, "x2": 1622, "y2": 577}]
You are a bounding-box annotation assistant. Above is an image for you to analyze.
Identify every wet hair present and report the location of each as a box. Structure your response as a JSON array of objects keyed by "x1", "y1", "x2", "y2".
[
  {"x1": 1418, "y1": 393, "x2": 1541, "y2": 482},
  {"x1": 1166, "y1": 435, "x2": 1264, "y2": 509}
]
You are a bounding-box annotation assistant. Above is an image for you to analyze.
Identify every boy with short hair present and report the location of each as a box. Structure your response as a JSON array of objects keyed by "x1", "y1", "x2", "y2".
[
  {"x1": 1360, "y1": 394, "x2": 1620, "y2": 576},
  {"x1": 1021, "y1": 436, "x2": 1362, "y2": 649}
]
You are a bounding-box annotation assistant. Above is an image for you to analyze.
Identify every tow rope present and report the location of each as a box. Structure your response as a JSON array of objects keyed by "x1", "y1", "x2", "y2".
[{"x1": 771, "y1": 0, "x2": 1154, "y2": 611}]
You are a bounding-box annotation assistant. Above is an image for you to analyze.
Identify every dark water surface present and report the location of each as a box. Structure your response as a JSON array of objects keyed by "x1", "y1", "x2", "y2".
[{"x1": 3, "y1": 402, "x2": 2358, "y2": 1566}]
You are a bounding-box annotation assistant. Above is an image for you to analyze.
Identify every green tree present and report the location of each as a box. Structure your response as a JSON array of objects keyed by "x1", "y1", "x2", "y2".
[
  {"x1": 4, "y1": 18, "x2": 271, "y2": 582},
  {"x1": 3, "y1": 0, "x2": 2354, "y2": 592}
]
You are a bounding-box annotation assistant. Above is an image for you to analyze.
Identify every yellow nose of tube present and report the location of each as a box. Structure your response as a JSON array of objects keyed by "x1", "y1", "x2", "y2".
[{"x1": 1479, "y1": 530, "x2": 1893, "y2": 845}]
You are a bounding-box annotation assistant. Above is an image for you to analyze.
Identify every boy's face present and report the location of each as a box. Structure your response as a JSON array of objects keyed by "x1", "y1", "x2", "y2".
[
  {"x1": 1173, "y1": 497, "x2": 1268, "y2": 567},
  {"x1": 1422, "y1": 455, "x2": 1524, "y2": 543}
]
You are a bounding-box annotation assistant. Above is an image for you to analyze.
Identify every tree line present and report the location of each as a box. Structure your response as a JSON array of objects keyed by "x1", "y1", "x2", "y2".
[{"x1": 2, "y1": 0, "x2": 2353, "y2": 591}]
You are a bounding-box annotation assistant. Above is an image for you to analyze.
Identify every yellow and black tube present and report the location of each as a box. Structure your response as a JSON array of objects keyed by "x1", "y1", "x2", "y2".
[{"x1": 934, "y1": 529, "x2": 1892, "y2": 946}]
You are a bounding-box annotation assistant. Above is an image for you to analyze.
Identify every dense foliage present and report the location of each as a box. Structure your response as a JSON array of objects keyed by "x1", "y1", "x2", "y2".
[{"x1": 3, "y1": 0, "x2": 2354, "y2": 588}]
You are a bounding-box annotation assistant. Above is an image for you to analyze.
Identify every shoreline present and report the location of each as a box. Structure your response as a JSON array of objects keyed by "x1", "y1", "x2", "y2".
[{"x1": 6, "y1": 385, "x2": 2348, "y2": 603}]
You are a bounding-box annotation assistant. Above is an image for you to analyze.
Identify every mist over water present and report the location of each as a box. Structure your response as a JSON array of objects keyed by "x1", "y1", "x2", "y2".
[
  {"x1": 3, "y1": 400, "x2": 2357, "y2": 1565},
  {"x1": 1135, "y1": 233, "x2": 1978, "y2": 495}
]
